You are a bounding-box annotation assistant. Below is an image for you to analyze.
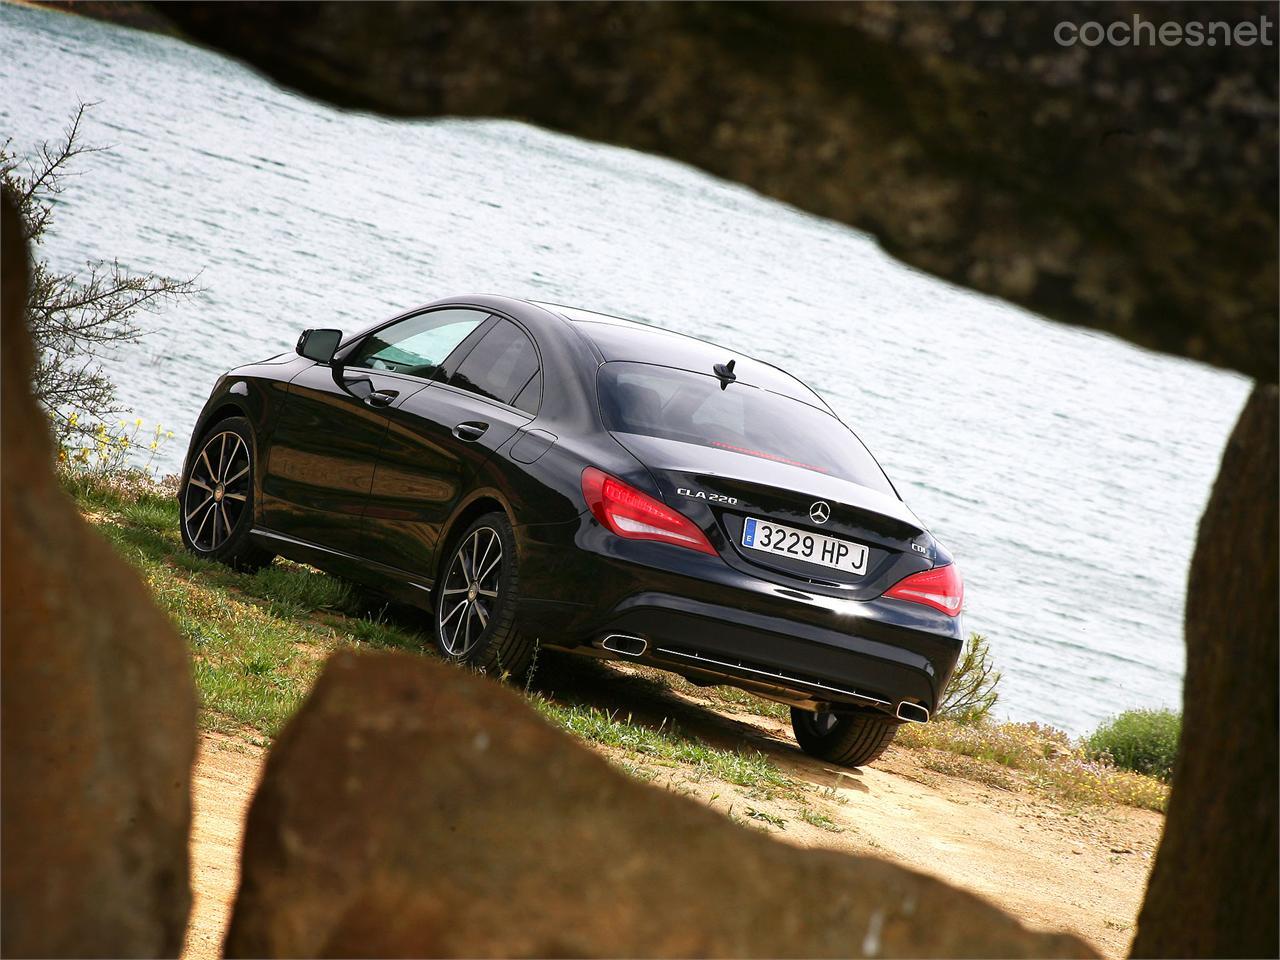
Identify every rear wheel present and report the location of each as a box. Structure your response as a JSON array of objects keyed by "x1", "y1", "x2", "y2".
[
  {"x1": 790, "y1": 707, "x2": 898, "y2": 768},
  {"x1": 434, "y1": 512, "x2": 535, "y2": 681},
  {"x1": 179, "y1": 417, "x2": 274, "y2": 571}
]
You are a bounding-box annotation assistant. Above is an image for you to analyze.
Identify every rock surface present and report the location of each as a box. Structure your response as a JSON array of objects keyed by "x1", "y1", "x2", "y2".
[
  {"x1": 1131, "y1": 384, "x2": 1279, "y2": 957},
  {"x1": 154, "y1": 1, "x2": 1278, "y2": 381},
  {"x1": 225, "y1": 649, "x2": 1093, "y2": 958},
  {"x1": 0, "y1": 188, "x2": 197, "y2": 957}
]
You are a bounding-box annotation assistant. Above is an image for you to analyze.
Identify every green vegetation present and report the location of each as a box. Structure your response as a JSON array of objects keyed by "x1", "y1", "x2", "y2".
[
  {"x1": 936, "y1": 632, "x2": 1001, "y2": 724},
  {"x1": 898, "y1": 718, "x2": 1169, "y2": 812},
  {"x1": 1086, "y1": 708, "x2": 1182, "y2": 782},
  {"x1": 744, "y1": 807, "x2": 787, "y2": 829},
  {"x1": 796, "y1": 806, "x2": 843, "y2": 833},
  {"x1": 530, "y1": 698, "x2": 793, "y2": 796}
]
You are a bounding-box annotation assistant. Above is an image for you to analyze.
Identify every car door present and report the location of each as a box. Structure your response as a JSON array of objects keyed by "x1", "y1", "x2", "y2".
[
  {"x1": 359, "y1": 316, "x2": 542, "y2": 579},
  {"x1": 259, "y1": 307, "x2": 492, "y2": 558}
]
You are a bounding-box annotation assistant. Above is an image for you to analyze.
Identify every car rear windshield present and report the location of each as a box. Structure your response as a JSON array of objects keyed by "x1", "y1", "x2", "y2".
[{"x1": 597, "y1": 362, "x2": 895, "y2": 495}]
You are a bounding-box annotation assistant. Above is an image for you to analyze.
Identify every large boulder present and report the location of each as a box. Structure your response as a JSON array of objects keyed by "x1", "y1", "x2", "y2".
[
  {"x1": 0, "y1": 189, "x2": 197, "y2": 956},
  {"x1": 1131, "y1": 384, "x2": 1279, "y2": 957},
  {"x1": 226, "y1": 649, "x2": 1092, "y2": 958}
]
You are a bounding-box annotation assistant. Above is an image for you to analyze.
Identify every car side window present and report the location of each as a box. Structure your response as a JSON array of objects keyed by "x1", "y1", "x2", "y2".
[
  {"x1": 512, "y1": 369, "x2": 541, "y2": 415},
  {"x1": 346, "y1": 308, "x2": 489, "y2": 379},
  {"x1": 449, "y1": 319, "x2": 540, "y2": 411}
]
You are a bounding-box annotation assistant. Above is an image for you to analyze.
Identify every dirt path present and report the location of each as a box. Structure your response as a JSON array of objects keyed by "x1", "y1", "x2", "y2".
[
  {"x1": 184, "y1": 699, "x2": 1160, "y2": 960},
  {"x1": 184, "y1": 735, "x2": 262, "y2": 960}
]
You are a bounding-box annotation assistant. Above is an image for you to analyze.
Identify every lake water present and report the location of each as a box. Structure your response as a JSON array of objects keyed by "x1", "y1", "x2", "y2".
[{"x1": 1, "y1": 2, "x2": 1252, "y2": 733}]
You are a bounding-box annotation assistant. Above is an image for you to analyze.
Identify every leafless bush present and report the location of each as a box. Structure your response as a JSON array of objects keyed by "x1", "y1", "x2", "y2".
[{"x1": 1, "y1": 103, "x2": 196, "y2": 448}]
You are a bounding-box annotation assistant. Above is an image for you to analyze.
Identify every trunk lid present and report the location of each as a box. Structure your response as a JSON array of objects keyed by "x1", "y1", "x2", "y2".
[{"x1": 613, "y1": 433, "x2": 935, "y2": 599}]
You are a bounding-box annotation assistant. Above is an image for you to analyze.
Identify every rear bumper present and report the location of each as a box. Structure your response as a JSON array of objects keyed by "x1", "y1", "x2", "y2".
[{"x1": 516, "y1": 517, "x2": 964, "y2": 716}]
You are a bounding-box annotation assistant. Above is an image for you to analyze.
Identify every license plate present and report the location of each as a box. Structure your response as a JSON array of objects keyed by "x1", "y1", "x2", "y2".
[{"x1": 741, "y1": 517, "x2": 869, "y2": 576}]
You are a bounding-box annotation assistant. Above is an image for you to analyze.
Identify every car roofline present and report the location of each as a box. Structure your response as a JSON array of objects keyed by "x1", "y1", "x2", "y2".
[{"x1": 528, "y1": 299, "x2": 835, "y2": 415}]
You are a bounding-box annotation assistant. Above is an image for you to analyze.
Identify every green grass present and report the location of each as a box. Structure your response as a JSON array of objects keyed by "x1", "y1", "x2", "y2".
[
  {"x1": 744, "y1": 806, "x2": 787, "y2": 829},
  {"x1": 64, "y1": 468, "x2": 421, "y2": 737},
  {"x1": 531, "y1": 697, "x2": 794, "y2": 796},
  {"x1": 1085, "y1": 708, "x2": 1181, "y2": 782},
  {"x1": 796, "y1": 806, "x2": 843, "y2": 832},
  {"x1": 249, "y1": 562, "x2": 358, "y2": 619}
]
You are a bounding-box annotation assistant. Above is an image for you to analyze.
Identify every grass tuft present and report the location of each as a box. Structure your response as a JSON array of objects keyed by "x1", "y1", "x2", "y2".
[{"x1": 530, "y1": 697, "x2": 793, "y2": 795}]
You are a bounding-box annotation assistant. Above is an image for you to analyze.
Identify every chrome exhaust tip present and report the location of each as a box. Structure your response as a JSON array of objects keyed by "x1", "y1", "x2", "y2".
[
  {"x1": 600, "y1": 633, "x2": 648, "y2": 657},
  {"x1": 896, "y1": 701, "x2": 930, "y2": 724}
]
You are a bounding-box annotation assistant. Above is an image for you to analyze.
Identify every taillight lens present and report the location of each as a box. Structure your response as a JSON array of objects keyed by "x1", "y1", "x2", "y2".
[
  {"x1": 581, "y1": 467, "x2": 717, "y2": 556},
  {"x1": 883, "y1": 564, "x2": 964, "y2": 616}
]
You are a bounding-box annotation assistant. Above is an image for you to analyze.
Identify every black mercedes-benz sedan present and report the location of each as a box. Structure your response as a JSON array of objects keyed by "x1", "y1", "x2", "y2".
[{"x1": 179, "y1": 295, "x2": 964, "y2": 767}]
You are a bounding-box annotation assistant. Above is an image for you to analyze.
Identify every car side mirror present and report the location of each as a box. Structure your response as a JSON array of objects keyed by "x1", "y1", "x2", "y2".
[{"x1": 296, "y1": 328, "x2": 343, "y2": 363}]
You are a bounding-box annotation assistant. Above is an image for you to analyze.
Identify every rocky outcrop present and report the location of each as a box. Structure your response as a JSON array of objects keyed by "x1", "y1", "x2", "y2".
[
  {"x1": 1131, "y1": 384, "x2": 1279, "y2": 957},
  {"x1": 225, "y1": 649, "x2": 1093, "y2": 959},
  {"x1": 0, "y1": 188, "x2": 197, "y2": 957},
  {"x1": 155, "y1": 1, "x2": 1278, "y2": 382}
]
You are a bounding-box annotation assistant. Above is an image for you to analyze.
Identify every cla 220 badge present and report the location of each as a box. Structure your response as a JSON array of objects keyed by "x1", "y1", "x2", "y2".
[{"x1": 677, "y1": 487, "x2": 738, "y2": 505}]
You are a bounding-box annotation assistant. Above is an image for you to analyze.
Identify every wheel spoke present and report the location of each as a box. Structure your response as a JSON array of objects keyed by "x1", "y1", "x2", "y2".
[
  {"x1": 199, "y1": 448, "x2": 216, "y2": 482},
  {"x1": 224, "y1": 464, "x2": 249, "y2": 487},
  {"x1": 185, "y1": 494, "x2": 213, "y2": 522},
  {"x1": 442, "y1": 587, "x2": 469, "y2": 596},
  {"x1": 463, "y1": 603, "x2": 474, "y2": 651},
  {"x1": 189, "y1": 476, "x2": 213, "y2": 493},
  {"x1": 474, "y1": 600, "x2": 489, "y2": 628},
  {"x1": 450, "y1": 601, "x2": 466, "y2": 650},
  {"x1": 476, "y1": 587, "x2": 498, "y2": 599},
  {"x1": 216, "y1": 433, "x2": 228, "y2": 479},
  {"x1": 477, "y1": 552, "x2": 501, "y2": 584},
  {"x1": 224, "y1": 492, "x2": 247, "y2": 503},
  {"x1": 194, "y1": 500, "x2": 216, "y2": 545},
  {"x1": 475, "y1": 534, "x2": 495, "y2": 582},
  {"x1": 440, "y1": 599, "x2": 467, "y2": 628},
  {"x1": 221, "y1": 504, "x2": 233, "y2": 538}
]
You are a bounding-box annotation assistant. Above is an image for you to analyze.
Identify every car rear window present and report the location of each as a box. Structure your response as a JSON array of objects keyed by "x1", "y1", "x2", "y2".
[{"x1": 597, "y1": 362, "x2": 895, "y2": 494}]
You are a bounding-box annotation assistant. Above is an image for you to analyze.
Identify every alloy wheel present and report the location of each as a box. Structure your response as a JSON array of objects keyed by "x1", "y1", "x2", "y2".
[
  {"x1": 438, "y1": 526, "x2": 503, "y2": 657},
  {"x1": 183, "y1": 430, "x2": 251, "y2": 552}
]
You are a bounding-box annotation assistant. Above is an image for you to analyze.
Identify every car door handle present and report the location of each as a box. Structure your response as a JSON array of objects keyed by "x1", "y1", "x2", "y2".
[
  {"x1": 453, "y1": 421, "x2": 489, "y2": 441},
  {"x1": 364, "y1": 390, "x2": 399, "y2": 408}
]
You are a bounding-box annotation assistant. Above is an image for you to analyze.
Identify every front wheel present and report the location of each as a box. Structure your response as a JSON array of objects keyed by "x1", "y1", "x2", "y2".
[
  {"x1": 791, "y1": 707, "x2": 898, "y2": 768},
  {"x1": 434, "y1": 512, "x2": 535, "y2": 681},
  {"x1": 179, "y1": 416, "x2": 273, "y2": 571}
]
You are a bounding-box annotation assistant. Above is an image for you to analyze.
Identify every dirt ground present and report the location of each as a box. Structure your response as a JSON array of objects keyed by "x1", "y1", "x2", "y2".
[{"x1": 184, "y1": 678, "x2": 1162, "y2": 960}]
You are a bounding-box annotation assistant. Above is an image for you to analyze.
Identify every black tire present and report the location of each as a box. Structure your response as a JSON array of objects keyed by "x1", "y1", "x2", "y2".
[
  {"x1": 790, "y1": 707, "x2": 898, "y2": 768},
  {"x1": 179, "y1": 416, "x2": 274, "y2": 572},
  {"x1": 433, "y1": 511, "x2": 535, "y2": 681}
]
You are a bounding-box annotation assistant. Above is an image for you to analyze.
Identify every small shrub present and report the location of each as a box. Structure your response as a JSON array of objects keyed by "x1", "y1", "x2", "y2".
[
  {"x1": 1086, "y1": 708, "x2": 1181, "y2": 782},
  {"x1": 936, "y1": 632, "x2": 1001, "y2": 725}
]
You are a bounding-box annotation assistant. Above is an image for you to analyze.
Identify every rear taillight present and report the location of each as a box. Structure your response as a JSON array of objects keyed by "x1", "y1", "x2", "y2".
[
  {"x1": 883, "y1": 564, "x2": 964, "y2": 616},
  {"x1": 581, "y1": 467, "x2": 717, "y2": 556}
]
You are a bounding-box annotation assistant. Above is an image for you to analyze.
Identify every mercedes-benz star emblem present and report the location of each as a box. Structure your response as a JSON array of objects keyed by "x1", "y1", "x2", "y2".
[{"x1": 810, "y1": 501, "x2": 831, "y2": 524}]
